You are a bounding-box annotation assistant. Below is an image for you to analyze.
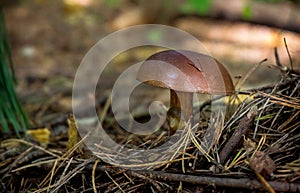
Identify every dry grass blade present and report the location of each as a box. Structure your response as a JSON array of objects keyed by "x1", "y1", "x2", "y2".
[
  {"x1": 2, "y1": 139, "x2": 60, "y2": 158},
  {"x1": 57, "y1": 157, "x2": 74, "y2": 186},
  {"x1": 92, "y1": 159, "x2": 99, "y2": 193},
  {"x1": 189, "y1": 124, "x2": 213, "y2": 161},
  {"x1": 236, "y1": 58, "x2": 267, "y2": 90},
  {"x1": 48, "y1": 160, "x2": 92, "y2": 193},
  {"x1": 254, "y1": 171, "x2": 275, "y2": 193},
  {"x1": 225, "y1": 148, "x2": 247, "y2": 170},
  {"x1": 277, "y1": 111, "x2": 300, "y2": 131},
  {"x1": 284, "y1": 38, "x2": 294, "y2": 70},
  {"x1": 105, "y1": 170, "x2": 125, "y2": 193},
  {"x1": 257, "y1": 91, "x2": 300, "y2": 107},
  {"x1": 46, "y1": 159, "x2": 58, "y2": 192},
  {"x1": 100, "y1": 95, "x2": 111, "y2": 124},
  {"x1": 270, "y1": 94, "x2": 299, "y2": 106},
  {"x1": 11, "y1": 159, "x2": 58, "y2": 173}
]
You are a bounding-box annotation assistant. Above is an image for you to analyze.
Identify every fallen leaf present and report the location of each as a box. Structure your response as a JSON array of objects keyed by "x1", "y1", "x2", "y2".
[{"x1": 250, "y1": 151, "x2": 276, "y2": 177}]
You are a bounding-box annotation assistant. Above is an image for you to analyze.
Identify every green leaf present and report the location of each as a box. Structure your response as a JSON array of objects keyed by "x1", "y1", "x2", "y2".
[
  {"x1": 242, "y1": 4, "x2": 252, "y2": 20},
  {"x1": 187, "y1": 0, "x2": 212, "y2": 15}
]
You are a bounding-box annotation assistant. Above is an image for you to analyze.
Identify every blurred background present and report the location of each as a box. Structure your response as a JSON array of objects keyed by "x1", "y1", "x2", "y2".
[{"x1": 2, "y1": 0, "x2": 300, "y2": 124}]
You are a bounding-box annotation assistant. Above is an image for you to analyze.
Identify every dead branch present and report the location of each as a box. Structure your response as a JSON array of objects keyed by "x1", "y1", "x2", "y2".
[
  {"x1": 219, "y1": 106, "x2": 258, "y2": 164},
  {"x1": 127, "y1": 170, "x2": 300, "y2": 192},
  {"x1": 128, "y1": 170, "x2": 300, "y2": 192}
]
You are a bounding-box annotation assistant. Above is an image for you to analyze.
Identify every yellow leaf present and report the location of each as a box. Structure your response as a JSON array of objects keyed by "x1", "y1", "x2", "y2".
[
  {"x1": 27, "y1": 128, "x2": 51, "y2": 147},
  {"x1": 67, "y1": 114, "x2": 79, "y2": 150}
]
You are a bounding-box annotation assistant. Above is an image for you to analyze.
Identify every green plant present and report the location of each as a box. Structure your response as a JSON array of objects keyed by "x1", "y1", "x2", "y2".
[
  {"x1": 0, "y1": 8, "x2": 29, "y2": 138},
  {"x1": 242, "y1": 4, "x2": 252, "y2": 20},
  {"x1": 180, "y1": 0, "x2": 212, "y2": 15},
  {"x1": 104, "y1": 0, "x2": 121, "y2": 8}
]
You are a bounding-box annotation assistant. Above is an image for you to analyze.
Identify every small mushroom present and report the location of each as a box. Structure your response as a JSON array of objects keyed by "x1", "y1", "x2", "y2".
[{"x1": 137, "y1": 50, "x2": 234, "y2": 135}]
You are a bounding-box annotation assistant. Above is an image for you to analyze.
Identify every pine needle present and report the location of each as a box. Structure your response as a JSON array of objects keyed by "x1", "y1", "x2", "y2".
[{"x1": 0, "y1": 8, "x2": 29, "y2": 138}]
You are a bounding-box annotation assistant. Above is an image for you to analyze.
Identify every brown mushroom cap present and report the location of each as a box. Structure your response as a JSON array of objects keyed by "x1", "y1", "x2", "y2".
[{"x1": 137, "y1": 50, "x2": 234, "y2": 95}]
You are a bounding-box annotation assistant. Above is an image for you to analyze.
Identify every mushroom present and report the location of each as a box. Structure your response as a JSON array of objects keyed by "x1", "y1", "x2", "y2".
[{"x1": 137, "y1": 50, "x2": 234, "y2": 135}]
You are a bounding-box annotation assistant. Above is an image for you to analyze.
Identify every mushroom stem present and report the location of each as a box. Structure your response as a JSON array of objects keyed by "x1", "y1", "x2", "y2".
[
  {"x1": 168, "y1": 90, "x2": 193, "y2": 135},
  {"x1": 170, "y1": 90, "x2": 193, "y2": 121}
]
